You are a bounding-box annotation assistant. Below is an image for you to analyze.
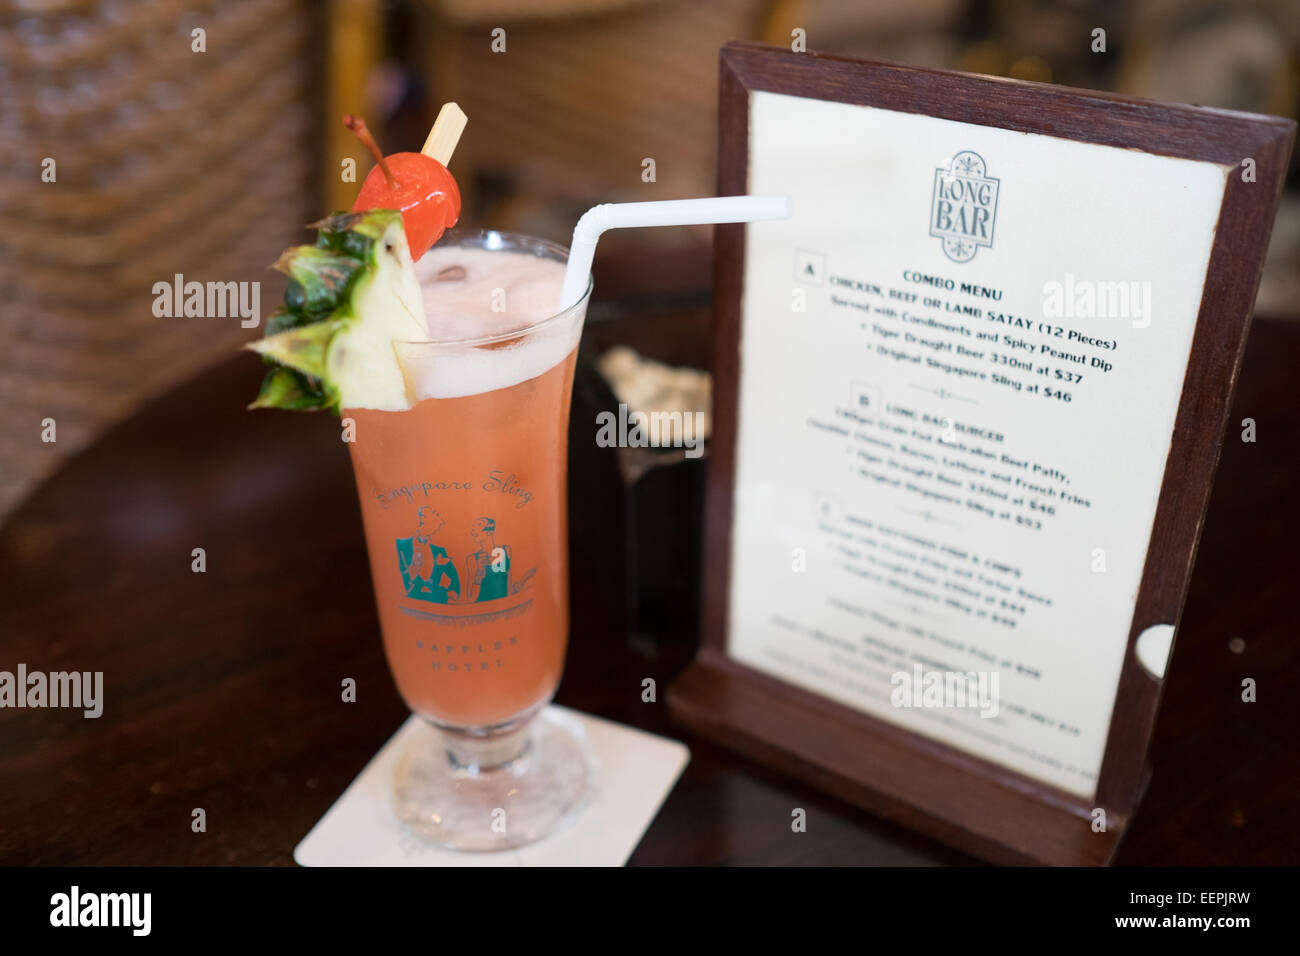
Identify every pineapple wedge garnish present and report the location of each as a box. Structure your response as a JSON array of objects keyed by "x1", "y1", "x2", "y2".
[{"x1": 247, "y1": 209, "x2": 427, "y2": 412}]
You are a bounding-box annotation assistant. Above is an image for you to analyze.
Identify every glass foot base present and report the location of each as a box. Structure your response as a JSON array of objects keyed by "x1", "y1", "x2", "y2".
[{"x1": 393, "y1": 709, "x2": 593, "y2": 852}]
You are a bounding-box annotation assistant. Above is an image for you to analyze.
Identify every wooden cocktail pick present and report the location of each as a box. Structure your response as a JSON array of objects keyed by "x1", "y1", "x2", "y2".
[{"x1": 422, "y1": 102, "x2": 468, "y2": 166}]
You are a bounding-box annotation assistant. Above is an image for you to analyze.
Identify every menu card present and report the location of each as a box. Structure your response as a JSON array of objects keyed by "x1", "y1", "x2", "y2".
[{"x1": 727, "y1": 90, "x2": 1228, "y2": 798}]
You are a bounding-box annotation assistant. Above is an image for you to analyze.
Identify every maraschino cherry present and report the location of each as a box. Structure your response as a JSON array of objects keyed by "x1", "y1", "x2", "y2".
[{"x1": 346, "y1": 114, "x2": 460, "y2": 260}]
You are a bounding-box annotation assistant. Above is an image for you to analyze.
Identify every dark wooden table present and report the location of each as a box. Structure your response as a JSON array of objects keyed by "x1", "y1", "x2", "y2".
[{"x1": 1, "y1": 310, "x2": 1296, "y2": 866}]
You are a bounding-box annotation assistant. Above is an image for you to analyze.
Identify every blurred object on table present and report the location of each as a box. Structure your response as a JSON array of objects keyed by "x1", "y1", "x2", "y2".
[
  {"x1": 0, "y1": 0, "x2": 317, "y2": 521},
  {"x1": 596, "y1": 345, "x2": 712, "y2": 480},
  {"x1": 579, "y1": 310, "x2": 713, "y2": 650}
]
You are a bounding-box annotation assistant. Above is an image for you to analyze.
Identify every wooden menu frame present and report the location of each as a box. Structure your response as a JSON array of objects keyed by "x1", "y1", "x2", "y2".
[{"x1": 667, "y1": 42, "x2": 1294, "y2": 866}]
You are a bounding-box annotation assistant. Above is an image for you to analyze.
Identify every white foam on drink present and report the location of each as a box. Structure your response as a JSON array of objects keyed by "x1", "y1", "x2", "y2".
[{"x1": 399, "y1": 245, "x2": 584, "y2": 401}]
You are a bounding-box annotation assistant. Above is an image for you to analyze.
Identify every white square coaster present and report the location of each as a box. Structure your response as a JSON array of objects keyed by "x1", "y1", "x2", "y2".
[{"x1": 294, "y1": 706, "x2": 690, "y2": 867}]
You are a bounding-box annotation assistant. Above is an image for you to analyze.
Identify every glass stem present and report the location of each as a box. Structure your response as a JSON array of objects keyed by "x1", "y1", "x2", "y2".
[{"x1": 441, "y1": 723, "x2": 531, "y2": 772}]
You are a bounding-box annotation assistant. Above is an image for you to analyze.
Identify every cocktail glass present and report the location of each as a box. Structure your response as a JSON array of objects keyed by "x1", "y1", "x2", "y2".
[{"x1": 343, "y1": 230, "x2": 592, "y2": 851}]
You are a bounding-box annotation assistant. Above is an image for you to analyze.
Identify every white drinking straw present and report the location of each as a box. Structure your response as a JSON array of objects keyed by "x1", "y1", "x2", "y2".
[{"x1": 559, "y1": 195, "x2": 792, "y2": 311}]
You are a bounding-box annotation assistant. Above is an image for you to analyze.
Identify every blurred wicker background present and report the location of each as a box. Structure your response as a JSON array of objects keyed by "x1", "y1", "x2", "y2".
[
  {"x1": 1, "y1": 0, "x2": 1297, "y2": 523},
  {"x1": 0, "y1": 0, "x2": 316, "y2": 520}
]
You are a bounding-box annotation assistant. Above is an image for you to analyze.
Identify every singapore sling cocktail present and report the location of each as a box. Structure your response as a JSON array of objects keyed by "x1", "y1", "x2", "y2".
[{"x1": 245, "y1": 108, "x2": 592, "y2": 850}]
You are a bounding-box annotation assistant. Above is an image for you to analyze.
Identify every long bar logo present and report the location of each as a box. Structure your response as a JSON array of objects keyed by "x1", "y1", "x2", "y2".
[{"x1": 930, "y1": 151, "x2": 999, "y2": 263}]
